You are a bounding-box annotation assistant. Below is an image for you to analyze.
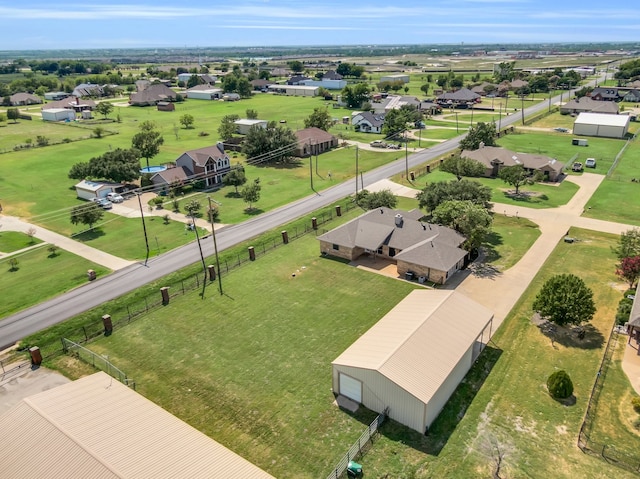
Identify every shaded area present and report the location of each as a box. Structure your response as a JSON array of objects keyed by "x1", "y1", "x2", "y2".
[{"x1": 534, "y1": 315, "x2": 605, "y2": 350}]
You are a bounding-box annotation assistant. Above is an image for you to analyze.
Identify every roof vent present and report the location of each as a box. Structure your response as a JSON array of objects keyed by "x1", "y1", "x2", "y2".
[
  {"x1": 394, "y1": 214, "x2": 403, "y2": 227},
  {"x1": 422, "y1": 224, "x2": 426, "y2": 230}
]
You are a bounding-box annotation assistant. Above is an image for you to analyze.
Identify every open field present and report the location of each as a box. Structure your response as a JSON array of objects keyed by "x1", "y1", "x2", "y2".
[{"x1": 0, "y1": 247, "x2": 110, "y2": 318}]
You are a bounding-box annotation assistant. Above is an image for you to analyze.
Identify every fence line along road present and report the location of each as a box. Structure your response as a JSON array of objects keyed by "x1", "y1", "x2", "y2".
[{"x1": 0, "y1": 86, "x2": 581, "y2": 348}]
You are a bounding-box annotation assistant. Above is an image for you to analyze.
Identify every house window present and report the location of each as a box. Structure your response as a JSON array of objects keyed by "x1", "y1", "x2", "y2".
[
  {"x1": 332, "y1": 244, "x2": 340, "y2": 251},
  {"x1": 377, "y1": 247, "x2": 383, "y2": 254}
]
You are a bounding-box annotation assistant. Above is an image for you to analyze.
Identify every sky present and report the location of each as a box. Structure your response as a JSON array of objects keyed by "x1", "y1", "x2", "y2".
[{"x1": 0, "y1": 1, "x2": 637, "y2": 51}]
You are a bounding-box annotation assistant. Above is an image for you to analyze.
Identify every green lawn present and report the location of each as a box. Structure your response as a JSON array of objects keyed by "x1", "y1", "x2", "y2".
[
  {"x1": 363, "y1": 227, "x2": 638, "y2": 478},
  {"x1": 0, "y1": 231, "x2": 42, "y2": 252},
  {"x1": 583, "y1": 140, "x2": 640, "y2": 226},
  {"x1": 0, "y1": 120, "x2": 102, "y2": 152},
  {"x1": 483, "y1": 215, "x2": 540, "y2": 271},
  {"x1": 0, "y1": 247, "x2": 110, "y2": 318}
]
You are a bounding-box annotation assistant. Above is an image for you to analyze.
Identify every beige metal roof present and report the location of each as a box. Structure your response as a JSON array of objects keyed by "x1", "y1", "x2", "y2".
[
  {"x1": 333, "y1": 290, "x2": 493, "y2": 404},
  {"x1": 0, "y1": 372, "x2": 274, "y2": 479}
]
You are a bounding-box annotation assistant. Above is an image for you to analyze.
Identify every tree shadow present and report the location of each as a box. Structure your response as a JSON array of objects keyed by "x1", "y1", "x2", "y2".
[
  {"x1": 482, "y1": 231, "x2": 504, "y2": 264},
  {"x1": 75, "y1": 228, "x2": 105, "y2": 242},
  {"x1": 255, "y1": 159, "x2": 303, "y2": 170},
  {"x1": 225, "y1": 191, "x2": 242, "y2": 198},
  {"x1": 536, "y1": 318, "x2": 604, "y2": 350},
  {"x1": 243, "y1": 207, "x2": 264, "y2": 216},
  {"x1": 550, "y1": 394, "x2": 577, "y2": 406}
]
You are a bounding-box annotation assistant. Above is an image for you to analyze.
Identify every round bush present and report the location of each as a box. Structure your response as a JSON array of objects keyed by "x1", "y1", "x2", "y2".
[
  {"x1": 632, "y1": 397, "x2": 640, "y2": 414},
  {"x1": 547, "y1": 370, "x2": 574, "y2": 399}
]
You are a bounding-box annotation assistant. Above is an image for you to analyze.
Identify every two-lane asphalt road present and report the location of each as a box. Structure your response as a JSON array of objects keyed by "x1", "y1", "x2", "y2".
[{"x1": 0, "y1": 88, "x2": 575, "y2": 348}]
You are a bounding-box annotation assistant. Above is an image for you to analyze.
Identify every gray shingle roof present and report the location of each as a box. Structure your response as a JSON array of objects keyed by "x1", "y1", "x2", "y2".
[{"x1": 461, "y1": 146, "x2": 564, "y2": 173}]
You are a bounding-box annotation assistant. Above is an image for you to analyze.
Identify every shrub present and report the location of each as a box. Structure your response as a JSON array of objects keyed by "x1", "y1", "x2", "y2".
[
  {"x1": 162, "y1": 214, "x2": 171, "y2": 225},
  {"x1": 198, "y1": 131, "x2": 210, "y2": 137},
  {"x1": 632, "y1": 397, "x2": 640, "y2": 414},
  {"x1": 547, "y1": 370, "x2": 574, "y2": 399},
  {"x1": 616, "y1": 297, "x2": 634, "y2": 325},
  {"x1": 152, "y1": 196, "x2": 164, "y2": 208}
]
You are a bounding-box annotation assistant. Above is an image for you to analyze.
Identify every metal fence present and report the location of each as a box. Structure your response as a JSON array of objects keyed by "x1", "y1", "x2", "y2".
[
  {"x1": 62, "y1": 338, "x2": 135, "y2": 390},
  {"x1": 326, "y1": 408, "x2": 388, "y2": 479},
  {"x1": 577, "y1": 329, "x2": 640, "y2": 473},
  {"x1": 24, "y1": 201, "x2": 358, "y2": 362}
]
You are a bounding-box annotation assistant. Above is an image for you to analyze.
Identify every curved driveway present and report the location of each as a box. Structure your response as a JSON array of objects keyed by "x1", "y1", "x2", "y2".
[{"x1": 0, "y1": 88, "x2": 578, "y2": 348}]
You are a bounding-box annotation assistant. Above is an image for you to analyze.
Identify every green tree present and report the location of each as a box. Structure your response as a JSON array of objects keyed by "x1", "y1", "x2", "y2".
[
  {"x1": 459, "y1": 122, "x2": 497, "y2": 150},
  {"x1": 494, "y1": 61, "x2": 515, "y2": 82},
  {"x1": 184, "y1": 199, "x2": 202, "y2": 217},
  {"x1": 498, "y1": 164, "x2": 535, "y2": 195},
  {"x1": 186, "y1": 74, "x2": 201, "y2": 89},
  {"x1": 218, "y1": 114, "x2": 240, "y2": 141},
  {"x1": 241, "y1": 178, "x2": 262, "y2": 210},
  {"x1": 355, "y1": 189, "x2": 398, "y2": 210},
  {"x1": 440, "y1": 155, "x2": 485, "y2": 181},
  {"x1": 341, "y1": 83, "x2": 370, "y2": 108},
  {"x1": 131, "y1": 121, "x2": 164, "y2": 169},
  {"x1": 613, "y1": 228, "x2": 640, "y2": 260},
  {"x1": 431, "y1": 200, "x2": 493, "y2": 251},
  {"x1": 70, "y1": 203, "x2": 104, "y2": 230},
  {"x1": 223, "y1": 165, "x2": 247, "y2": 194},
  {"x1": 179, "y1": 114, "x2": 195, "y2": 129},
  {"x1": 7, "y1": 108, "x2": 19, "y2": 123},
  {"x1": 532, "y1": 274, "x2": 596, "y2": 327},
  {"x1": 93, "y1": 126, "x2": 105, "y2": 138},
  {"x1": 287, "y1": 60, "x2": 304, "y2": 73},
  {"x1": 95, "y1": 102, "x2": 113, "y2": 119},
  {"x1": 304, "y1": 107, "x2": 332, "y2": 131},
  {"x1": 417, "y1": 180, "x2": 492, "y2": 213},
  {"x1": 69, "y1": 148, "x2": 140, "y2": 183},
  {"x1": 68, "y1": 162, "x2": 90, "y2": 180},
  {"x1": 547, "y1": 370, "x2": 573, "y2": 399},
  {"x1": 245, "y1": 109, "x2": 258, "y2": 119},
  {"x1": 420, "y1": 83, "x2": 430, "y2": 95},
  {"x1": 242, "y1": 125, "x2": 297, "y2": 164},
  {"x1": 236, "y1": 77, "x2": 252, "y2": 98}
]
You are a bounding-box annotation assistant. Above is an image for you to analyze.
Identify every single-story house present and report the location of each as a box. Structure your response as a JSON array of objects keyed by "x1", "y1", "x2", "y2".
[
  {"x1": 508, "y1": 79, "x2": 529, "y2": 90},
  {"x1": 318, "y1": 207, "x2": 468, "y2": 285},
  {"x1": 436, "y1": 88, "x2": 481, "y2": 107},
  {"x1": 72, "y1": 83, "x2": 104, "y2": 98},
  {"x1": 45, "y1": 96, "x2": 96, "y2": 112},
  {"x1": 250, "y1": 79, "x2": 274, "y2": 91},
  {"x1": 129, "y1": 83, "x2": 177, "y2": 106},
  {"x1": 157, "y1": 101, "x2": 175, "y2": 112},
  {"x1": 9, "y1": 92, "x2": 42, "y2": 106},
  {"x1": 375, "y1": 95, "x2": 422, "y2": 115},
  {"x1": 267, "y1": 85, "x2": 319, "y2": 97},
  {"x1": 74, "y1": 180, "x2": 122, "y2": 200},
  {"x1": 380, "y1": 74, "x2": 410, "y2": 84},
  {"x1": 471, "y1": 82, "x2": 497, "y2": 96},
  {"x1": 322, "y1": 70, "x2": 343, "y2": 81},
  {"x1": 573, "y1": 112, "x2": 630, "y2": 139},
  {"x1": 234, "y1": 119, "x2": 268, "y2": 135},
  {"x1": 622, "y1": 89, "x2": 640, "y2": 103},
  {"x1": 560, "y1": 97, "x2": 619, "y2": 115},
  {"x1": 44, "y1": 91, "x2": 69, "y2": 101},
  {"x1": 287, "y1": 75, "x2": 311, "y2": 85},
  {"x1": 0, "y1": 372, "x2": 274, "y2": 479},
  {"x1": 351, "y1": 111, "x2": 385, "y2": 134},
  {"x1": 461, "y1": 145, "x2": 564, "y2": 182},
  {"x1": 332, "y1": 289, "x2": 494, "y2": 434},
  {"x1": 41, "y1": 108, "x2": 76, "y2": 122},
  {"x1": 175, "y1": 142, "x2": 231, "y2": 188},
  {"x1": 186, "y1": 85, "x2": 223, "y2": 100},
  {"x1": 294, "y1": 127, "x2": 338, "y2": 157}
]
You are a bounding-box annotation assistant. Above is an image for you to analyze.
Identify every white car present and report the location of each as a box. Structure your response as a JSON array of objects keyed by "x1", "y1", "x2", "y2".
[
  {"x1": 107, "y1": 192, "x2": 124, "y2": 203},
  {"x1": 585, "y1": 158, "x2": 597, "y2": 168}
]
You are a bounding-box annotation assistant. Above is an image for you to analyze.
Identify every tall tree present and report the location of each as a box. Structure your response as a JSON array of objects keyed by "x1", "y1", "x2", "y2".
[
  {"x1": 417, "y1": 180, "x2": 492, "y2": 213},
  {"x1": 222, "y1": 165, "x2": 247, "y2": 194},
  {"x1": 355, "y1": 189, "x2": 398, "y2": 210},
  {"x1": 459, "y1": 122, "x2": 496, "y2": 150},
  {"x1": 241, "y1": 178, "x2": 261, "y2": 210},
  {"x1": 243, "y1": 124, "x2": 297, "y2": 164},
  {"x1": 95, "y1": 102, "x2": 113, "y2": 119},
  {"x1": 498, "y1": 164, "x2": 536, "y2": 195},
  {"x1": 287, "y1": 60, "x2": 304, "y2": 73},
  {"x1": 431, "y1": 200, "x2": 492, "y2": 251},
  {"x1": 341, "y1": 83, "x2": 370, "y2": 108},
  {"x1": 69, "y1": 148, "x2": 140, "y2": 183},
  {"x1": 70, "y1": 203, "x2": 104, "y2": 230},
  {"x1": 131, "y1": 121, "x2": 164, "y2": 169},
  {"x1": 440, "y1": 155, "x2": 485, "y2": 181},
  {"x1": 613, "y1": 228, "x2": 640, "y2": 260},
  {"x1": 218, "y1": 114, "x2": 240, "y2": 141},
  {"x1": 7, "y1": 108, "x2": 19, "y2": 123},
  {"x1": 532, "y1": 274, "x2": 596, "y2": 327},
  {"x1": 304, "y1": 107, "x2": 332, "y2": 131},
  {"x1": 616, "y1": 256, "x2": 640, "y2": 288},
  {"x1": 179, "y1": 114, "x2": 195, "y2": 129}
]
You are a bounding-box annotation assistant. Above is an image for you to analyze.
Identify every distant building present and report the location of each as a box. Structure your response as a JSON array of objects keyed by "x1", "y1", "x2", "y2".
[
  {"x1": 234, "y1": 119, "x2": 268, "y2": 135},
  {"x1": 8, "y1": 92, "x2": 42, "y2": 106},
  {"x1": 294, "y1": 127, "x2": 338, "y2": 157},
  {"x1": 380, "y1": 74, "x2": 410, "y2": 84},
  {"x1": 129, "y1": 83, "x2": 177, "y2": 106},
  {"x1": 266, "y1": 85, "x2": 319, "y2": 97},
  {"x1": 41, "y1": 108, "x2": 76, "y2": 122},
  {"x1": 560, "y1": 97, "x2": 618, "y2": 115},
  {"x1": 352, "y1": 111, "x2": 385, "y2": 133}
]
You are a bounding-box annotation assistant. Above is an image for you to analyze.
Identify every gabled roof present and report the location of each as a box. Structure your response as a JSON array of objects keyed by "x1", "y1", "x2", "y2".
[
  {"x1": 436, "y1": 88, "x2": 480, "y2": 102},
  {"x1": 72, "y1": 83, "x2": 104, "y2": 97},
  {"x1": 461, "y1": 146, "x2": 564, "y2": 173},
  {"x1": 130, "y1": 84, "x2": 177, "y2": 105},
  {"x1": 181, "y1": 144, "x2": 228, "y2": 167},
  {"x1": 561, "y1": 97, "x2": 619, "y2": 114},
  {"x1": 317, "y1": 207, "x2": 466, "y2": 258},
  {"x1": 45, "y1": 96, "x2": 96, "y2": 110},
  {"x1": 332, "y1": 290, "x2": 493, "y2": 404},
  {"x1": 352, "y1": 110, "x2": 385, "y2": 127},
  {"x1": 250, "y1": 79, "x2": 273, "y2": 88},
  {"x1": 590, "y1": 87, "x2": 620, "y2": 99},
  {"x1": 0, "y1": 372, "x2": 274, "y2": 479},
  {"x1": 509, "y1": 79, "x2": 529, "y2": 89},
  {"x1": 322, "y1": 70, "x2": 343, "y2": 80},
  {"x1": 395, "y1": 237, "x2": 468, "y2": 271},
  {"x1": 294, "y1": 127, "x2": 336, "y2": 144},
  {"x1": 151, "y1": 166, "x2": 191, "y2": 184},
  {"x1": 10, "y1": 92, "x2": 41, "y2": 104}
]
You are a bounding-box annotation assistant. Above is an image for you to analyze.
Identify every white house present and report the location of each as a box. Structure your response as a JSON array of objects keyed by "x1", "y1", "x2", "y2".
[
  {"x1": 380, "y1": 74, "x2": 410, "y2": 84},
  {"x1": 41, "y1": 108, "x2": 75, "y2": 122},
  {"x1": 332, "y1": 290, "x2": 493, "y2": 434},
  {"x1": 267, "y1": 85, "x2": 319, "y2": 97},
  {"x1": 186, "y1": 87, "x2": 223, "y2": 100},
  {"x1": 74, "y1": 180, "x2": 121, "y2": 200},
  {"x1": 299, "y1": 79, "x2": 347, "y2": 90},
  {"x1": 234, "y1": 119, "x2": 268, "y2": 135},
  {"x1": 351, "y1": 111, "x2": 385, "y2": 133},
  {"x1": 573, "y1": 112, "x2": 630, "y2": 139}
]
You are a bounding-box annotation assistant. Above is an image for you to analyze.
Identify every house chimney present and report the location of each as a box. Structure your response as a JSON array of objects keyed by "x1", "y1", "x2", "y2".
[
  {"x1": 422, "y1": 224, "x2": 426, "y2": 230},
  {"x1": 216, "y1": 141, "x2": 225, "y2": 153},
  {"x1": 380, "y1": 208, "x2": 383, "y2": 214},
  {"x1": 394, "y1": 214, "x2": 403, "y2": 227},
  {"x1": 76, "y1": 97, "x2": 80, "y2": 105}
]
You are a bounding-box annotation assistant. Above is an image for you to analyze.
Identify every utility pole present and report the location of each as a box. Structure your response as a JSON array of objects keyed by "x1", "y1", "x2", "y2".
[
  {"x1": 521, "y1": 96, "x2": 525, "y2": 125},
  {"x1": 207, "y1": 196, "x2": 223, "y2": 295},
  {"x1": 455, "y1": 111, "x2": 459, "y2": 133},
  {"x1": 309, "y1": 155, "x2": 313, "y2": 191},
  {"x1": 136, "y1": 192, "x2": 150, "y2": 266},
  {"x1": 355, "y1": 145, "x2": 359, "y2": 196},
  {"x1": 404, "y1": 130, "x2": 409, "y2": 181},
  {"x1": 191, "y1": 211, "x2": 207, "y2": 297}
]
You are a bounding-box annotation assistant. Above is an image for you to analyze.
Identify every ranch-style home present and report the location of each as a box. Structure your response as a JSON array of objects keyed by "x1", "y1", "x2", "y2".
[
  {"x1": 129, "y1": 83, "x2": 177, "y2": 106},
  {"x1": 352, "y1": 111, "x2": 385, "y2": 133},
  {"x1": 560, "y1": 97, "x2": 619, "y2": 115},
  {"x1": 294, "y1": 127, "x2": 338, "y2": 157},
  {"x1": 461, "y1": 145, "x2": 565, "y2": 182},
  {"x1": 317, "y1": 207, "x2": 468, "y2": 285}
]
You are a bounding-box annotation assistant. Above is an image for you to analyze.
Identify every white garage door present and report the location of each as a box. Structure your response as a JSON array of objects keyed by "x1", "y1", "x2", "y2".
[{"x1": 339, "y1": 373, "x2": 362, "y2": 403}]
